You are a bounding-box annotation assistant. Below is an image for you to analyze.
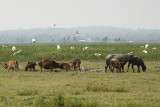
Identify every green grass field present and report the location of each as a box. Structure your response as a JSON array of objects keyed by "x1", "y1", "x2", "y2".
[{"x1": 0, "y1": 43, "x2": 160, "y2": 106}]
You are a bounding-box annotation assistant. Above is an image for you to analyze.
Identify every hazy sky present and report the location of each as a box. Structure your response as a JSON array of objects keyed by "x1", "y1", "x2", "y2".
[{"x1": 0, "y1": 0, "x2": 160, "y2": 30}]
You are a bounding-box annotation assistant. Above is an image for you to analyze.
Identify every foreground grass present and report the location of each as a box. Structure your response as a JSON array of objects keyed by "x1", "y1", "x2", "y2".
[
  {"x1": 0, "y1": 61, "x2": 160, "y2": 106},
  {"x1": 0, "y1": 43, "x2": 160, "y2": 106}
]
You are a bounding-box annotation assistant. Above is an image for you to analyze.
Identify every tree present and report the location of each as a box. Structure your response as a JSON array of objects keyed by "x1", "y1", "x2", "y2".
[{"x1": 102, "y1": 36, "x2": 108, "y2": 42}]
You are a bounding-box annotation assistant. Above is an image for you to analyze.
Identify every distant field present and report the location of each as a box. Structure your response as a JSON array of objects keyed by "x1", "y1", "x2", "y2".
[{"x1": 0, "y1": 43, "x2": 160, "y2": 106}]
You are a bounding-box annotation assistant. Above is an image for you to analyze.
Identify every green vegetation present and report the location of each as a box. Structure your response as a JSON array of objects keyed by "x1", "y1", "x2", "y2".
[
  {"x1": 0, "y1": 43, "x2": 160, "y2": 62},
  {"x1": 0, "y1": 43, "x2": 160, "y2": 106}
]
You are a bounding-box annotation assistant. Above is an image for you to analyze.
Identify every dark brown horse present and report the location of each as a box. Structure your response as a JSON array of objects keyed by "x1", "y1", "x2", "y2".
[
  {"x1": 25, "y1": 62, "x2": 36, "y2": 72},
  {"x1": 127, "y1": 56, "x2": 146, "y2": 72},
  {"x1": 38, "y1": 60, "x2": 64, "y2": 72}
]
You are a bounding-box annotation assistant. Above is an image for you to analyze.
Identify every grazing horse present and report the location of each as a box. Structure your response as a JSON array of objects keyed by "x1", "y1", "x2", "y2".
[
  {"x1": 3, "y1": 60, "x2": 19, "y2": 72},
  {"x1": 105, "y1": 54, "x2": 134, "y2": 72},
  {"x1": 38, "y1": 60, "x2": 64, "y2": 72},
  {"x1": 60, "y1": 62, "x2": 71, "y2": 72},
  {"x1": 110, "y1": 59, "x2": 121, "y2": 73},
  {"x1": 127, "y1": 56, "x2": 146, "y2": 72},
  {"x1": 25, "y1": 62, "x2": 36, "y2": 72},
  {"x1": 71, "y1": 59, "x2": 81, "y2": 72}
]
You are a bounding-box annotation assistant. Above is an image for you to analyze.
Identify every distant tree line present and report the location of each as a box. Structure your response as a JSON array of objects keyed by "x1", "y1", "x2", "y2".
[{"x1": 0, "y1": 26, "x2": 160, "y2": 44}]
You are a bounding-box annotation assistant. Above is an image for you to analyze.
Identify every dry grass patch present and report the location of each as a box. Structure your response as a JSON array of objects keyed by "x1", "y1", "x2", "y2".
[
  {"x1": 17, "y1": 89, "x2": 39, "y2": 96},
  {"x1": 86, "y1": 84, "x2": 129, "y2": 92},
  {"x1": 71, "y1": 89, "x2": 85, "y2": 95}
]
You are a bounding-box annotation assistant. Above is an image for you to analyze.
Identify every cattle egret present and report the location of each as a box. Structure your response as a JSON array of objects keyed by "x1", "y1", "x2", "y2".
[
  {"x1": 130, "y1": 41, "x2": 133, "y2": 43},
  {"x1": 13, "y1": 50, "x2": 22, "y2": 55},
  {"x1": 71, "y1": 46, "x2": 75, "y2": 50},
  {"x1": 75, "y1": 31, "x2": 79, "y2": 35},
  {"x1": 82, "y1": 46, "x2": 88, "y2": 50},
  {"x1": 2, "y1": 45, "x2": 7, "y2": 48},
  {"x1": 32, "y1": 38, "x2": 36, "y2": 43},
  {"x1": 95, "y1": 53, "x2": 101, "y2": 57},
  {"x1": 145, "y1": 44, "x2": 149, "y2": 48},
  {"x1": 84, "y1": 47, "x2": 88, "y2": 49},
  {"x1": 57, "y1": 45, "x2": 61, "y2": 50},
  {"x1": 143, "y1": 50, "x2": 147, "y2": 54},
  {"x1": 152, "y1": 47, "x2": 156, "y2": 50},
  {"x1": 140, "y1": 46, "x2": 144, "y2": 48},
  {"x1": 128, "y1": 52, "x2": 133, "y2": 54},
  {"x1": 12, "y1": 46, "x2": 16, "y2": 51}
]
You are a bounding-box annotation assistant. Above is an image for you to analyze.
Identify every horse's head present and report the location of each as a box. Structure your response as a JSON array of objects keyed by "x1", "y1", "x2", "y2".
[
  {"x1": 142, "y1": 64, "x2": 146, "y2": 72},
  {"x1": 3, "y1": 63, "x2": 8, "y2": 69}
]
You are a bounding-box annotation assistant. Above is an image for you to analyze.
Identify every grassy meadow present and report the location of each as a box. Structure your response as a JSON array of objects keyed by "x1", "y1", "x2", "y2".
[{"x1": 0, "y1": 43, "x2": 160, "y2": 106}]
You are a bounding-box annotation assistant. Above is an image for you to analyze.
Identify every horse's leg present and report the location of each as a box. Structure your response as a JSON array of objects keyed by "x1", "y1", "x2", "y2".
[
  {"x1": 116, "y1": 68, "x2": 119, "y2": 73},
  {"x1": 50, "y1": 67, "x2": 53, "y2": 72},
  {"x1": 137, "y1": 65, "x2": 140, "y2": 73},
  {"x1": 40, "y1": 67, "x2": 42, "y2": 72},
  {"x1": 132, "y1": 64, "x2": 134, "y2": 72},
  {"x1": 8, "y1": 68, "x2": 10, "y2": 72},
  {"x1": 105, "y1": 64, "x2": 109, "y2": 72},
  {"x1": 74, "y1": 66, "x2": 76, "y2": 72},
  {"x1": 118, "y1": 67, "x2": 121, "y2": 73},
  {"x1": 110, "y1": 65, "x2": 113, "y2": 72},
  {"x1": 79, "y1": 66, "x2": 81, "y2": 72},
  {"x1": 15, "y1": 67, "x2": 17, "y2": 71},
  {"x1": 122, "y1": 65, "x2": 124, "y2": 72},
  {"x1": 127, "y1": 62, "x2": 131, "y2": 72},
  {"x1": 33, "y1": 67, "x2": 35, "y2": 72}
]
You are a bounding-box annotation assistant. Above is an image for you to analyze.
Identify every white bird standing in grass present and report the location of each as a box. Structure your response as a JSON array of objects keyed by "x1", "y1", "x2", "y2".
[
  {"x1": 143, "y1": 50, "x2": 147, "y2": 53},
  {"x1": 128, "y1": 52, "x2": 133, "y2": 54},
  {"x1": 95, "y1": 53, "x2": 101, "y2": 57},
  {"x1": 82, "y1": 46, "x2": 88, "y2": 50},
  {"x1": 71, "y1": 46, "x2": 75, "y2": 50},
  {"x1": 12, "y1": 46, "x2": 16, "y2": 51},
  {"x1": 145, "y1": 44, "x2": 149, "y2": 48},
  {"x1": 57, "y1": 45, "x2": 61, "y2": 50},
  {"x1": 140, "y1": 46, "x2": 144, "y2": 48},
  {"x1": 152, "y1": 47, "x2": 156, "y2": 50},
  {"x1": 2, "y1": 45, "x2": 7, "y2": 48}
]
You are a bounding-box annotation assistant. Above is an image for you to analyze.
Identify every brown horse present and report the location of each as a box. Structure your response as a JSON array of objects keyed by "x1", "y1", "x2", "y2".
[
  {"x1": 71, "y1": 59, "x2": 81, "y2": 72},
  {"x1": 127, "y1": 56, "x2": 146, "y2": 72},
  {"x1": 110, "y1": 59, "x2": 121, "y2": 73}
]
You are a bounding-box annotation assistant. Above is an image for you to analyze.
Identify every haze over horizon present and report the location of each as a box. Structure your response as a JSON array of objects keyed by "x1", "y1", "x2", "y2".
[{"x1": 0, "y1": 0, "x2": 160, "y2": 30}]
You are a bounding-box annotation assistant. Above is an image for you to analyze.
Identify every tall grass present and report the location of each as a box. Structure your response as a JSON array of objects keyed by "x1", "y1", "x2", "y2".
[{"x1": 0, "y1": 43, "x2": 160, "y2": 62}]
